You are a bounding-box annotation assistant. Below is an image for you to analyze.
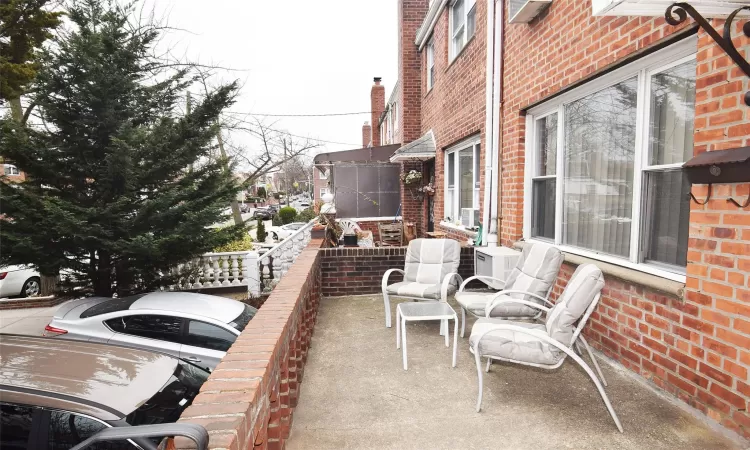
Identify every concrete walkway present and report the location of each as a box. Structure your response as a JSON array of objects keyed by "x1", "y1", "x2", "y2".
[{"x1": 287, "y1": 295, "x2": 743, "y2": 450}]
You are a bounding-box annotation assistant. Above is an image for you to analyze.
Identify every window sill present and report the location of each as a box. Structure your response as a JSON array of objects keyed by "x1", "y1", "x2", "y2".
[
  {"x1": 439, "y1": 221, "x2": 478, "y2": 237},
  {"x1": 515, "y1": 240, "x2": 686, "y2": 299}
]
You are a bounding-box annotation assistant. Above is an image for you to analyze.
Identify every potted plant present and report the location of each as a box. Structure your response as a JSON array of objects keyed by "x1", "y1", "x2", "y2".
[{"x1": 400, "y1": 170, "x2": 423, "y2": 186}]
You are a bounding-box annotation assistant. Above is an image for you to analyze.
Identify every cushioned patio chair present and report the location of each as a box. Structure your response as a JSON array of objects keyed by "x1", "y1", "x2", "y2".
[
  {"x1": 455, "y1": 243, "x2": 563, "y2": 337},
  {"x1": 469, "y1": 263, "x2": 622, "y2": 432},
  {"x1": 382, "y1": 239, "x2": 462, "y2": 335}
]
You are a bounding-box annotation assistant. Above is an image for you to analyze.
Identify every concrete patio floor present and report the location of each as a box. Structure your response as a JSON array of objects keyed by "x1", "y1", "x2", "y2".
[{"x1": 287, "y1": 295, "x2": 744, "y2": 450}]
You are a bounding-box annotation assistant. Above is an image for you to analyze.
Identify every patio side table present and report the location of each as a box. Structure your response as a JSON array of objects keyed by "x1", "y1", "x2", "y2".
[{"x1": 395, "y1": 302, "x2": 458, "y2": 370}]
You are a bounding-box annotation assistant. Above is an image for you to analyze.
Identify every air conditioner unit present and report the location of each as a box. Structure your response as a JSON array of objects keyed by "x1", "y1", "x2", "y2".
[
  {"x1": 474, "y1": 246, "x2": 522, "y2": 290},
  {"x1": 509, "y1": 0, "x2": 552, "y2": 23},
  {"x1": 460, "y1": 208, "x2": 479, "y2": 228}
]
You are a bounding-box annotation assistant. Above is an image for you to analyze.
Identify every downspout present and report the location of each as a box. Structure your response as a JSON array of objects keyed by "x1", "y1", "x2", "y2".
[
  {"x1": 487, "y1": 0, "x2": 504, "y2": 247},
  {"x1": 481, "y1": 0, "x2": 496, "y2": 246}
]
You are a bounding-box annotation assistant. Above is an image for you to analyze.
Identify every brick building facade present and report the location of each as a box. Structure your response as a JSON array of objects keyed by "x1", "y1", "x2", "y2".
[
  {"x1": 498, "y1": 1, "x2": 750, "y2": 439},
  {"x1": 384, "y1": 0, "x2": 750, "y2": 440}
]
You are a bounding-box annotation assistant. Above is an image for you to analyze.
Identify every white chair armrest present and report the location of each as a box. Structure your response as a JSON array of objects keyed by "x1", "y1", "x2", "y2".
[
  {"x1": 485, "y1": 297, "x2": 551, "y2": 318},
  {"x1": 471, "y1": 323, "x2": 562, "y2": 354},
  {"x1": 381, "y1": 268, "x2": 405, "y2": 292},
  {"x1": 495, "y1": 289, "x2": 550, "y2": 305},
  {"x1": 458, "y1": 275, "x2": 506, "y2": 292},
  {"x1": 441, "y1": 272, "x2": 463, "y2": 302}
]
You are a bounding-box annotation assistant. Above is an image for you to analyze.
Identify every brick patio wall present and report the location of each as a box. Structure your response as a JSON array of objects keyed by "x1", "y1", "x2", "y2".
[
  {"x1": 320, "y1": 244, "x2": 476, "y2": 297},
  {"x1": 501, "y1": 0, "x2": 750, "y2": 438},
  {"x1": 176, "y1": 239, "x2": 323, "y2": 450},
  {"x1": 0, "y1": 295, "x2": 68, "y2": 310}
]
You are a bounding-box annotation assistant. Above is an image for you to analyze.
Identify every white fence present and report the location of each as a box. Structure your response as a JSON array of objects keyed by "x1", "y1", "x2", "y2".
[{"x1": 171, "y1": 220, "x2": 315, "y2": 296}]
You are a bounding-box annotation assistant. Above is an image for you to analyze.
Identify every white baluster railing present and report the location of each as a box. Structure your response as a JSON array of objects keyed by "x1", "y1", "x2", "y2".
[{"x1": 171, "y1": 219, "x2": 315, "y2": 295}]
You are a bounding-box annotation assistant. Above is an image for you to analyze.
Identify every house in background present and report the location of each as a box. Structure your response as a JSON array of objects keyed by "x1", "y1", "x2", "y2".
[
  {"x1": 382, "y1": 0, "x2": 750, "y2": 440},
  {"x1": 2, "y1": 162, "x2": 26, "y2": 182}
]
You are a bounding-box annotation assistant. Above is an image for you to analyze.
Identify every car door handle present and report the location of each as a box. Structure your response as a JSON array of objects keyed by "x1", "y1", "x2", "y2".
[{"x1": 184, "y1": 356, "x2": 201, "y2": 362}]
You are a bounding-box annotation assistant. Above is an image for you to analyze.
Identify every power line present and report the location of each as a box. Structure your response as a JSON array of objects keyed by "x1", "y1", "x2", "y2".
[{"x1": 225, "y1": 110, "x2": 372, "y2": 118}]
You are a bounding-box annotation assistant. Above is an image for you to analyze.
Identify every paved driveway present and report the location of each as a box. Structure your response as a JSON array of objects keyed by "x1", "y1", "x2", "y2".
[{"x1": 0, "y1": 303, "x2": 61, "y2": 336}]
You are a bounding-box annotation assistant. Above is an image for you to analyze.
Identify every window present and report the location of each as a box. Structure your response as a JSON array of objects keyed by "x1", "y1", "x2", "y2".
[
  {"x1": 49, "y1": 410, "x2": 134, "y2": 450},
  {"x1": 393, "y1": 102, "x2": 399, "y2": 132},
  {"x1": 184, "y1": 320, "x2": 236, "y2": 352},
  {"x1": 4, "y1": 164, "x2": 19, "y2": 176},
  {"x1": 105, "y1": 314, "x2": 182, "y2": 344},
  {"x1": 318, "y1": 168, "x2": 327, "y2": 179},
  {"x1": 320, "y1": 187, "x2": 329, "y2": 198},
  {"x1": 0, "y1": 403, "x2": 34, "y2": 450},
  {"x1": 449, "y1": 0, "x2": 476, "y2": 60},
  {"x1": 444, "y1": 138, "x2": 480, "y2": 224},
  {"x1": 524, "y1": 41, "x2": 696, "y2": 279},
  {"x1": 427, "y1": 40, "x2": 435, "y2": 90}
]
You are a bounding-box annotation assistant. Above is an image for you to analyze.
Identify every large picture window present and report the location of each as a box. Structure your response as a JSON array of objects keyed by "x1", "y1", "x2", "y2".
[
  {"x1": 524, "y1": 40, "x2": 696, "y2": 280},
  {"x1": 444, "y1": 138, "x2": 480, "y2": 225}
]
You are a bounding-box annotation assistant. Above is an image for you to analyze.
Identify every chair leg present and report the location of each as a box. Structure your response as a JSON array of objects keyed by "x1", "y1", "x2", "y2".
[
  {"x1": 383, "y1": 292, "x2": 391, "y2": 328},
  {"x1": 485, "y1": 358, "x2": 491, "y2": 373},
  {"x1": 562, "y1": 345, "x2": 623, "y2": 432},
  {"x1": 474, "y1": 348, "x2": 484, "y2": 412},
  {"x1": 461, "y1": 307, "x2": 466, "y2": 338},
  {"x1": 579, "y1": 336, "x2": 608, "y2": 387}
]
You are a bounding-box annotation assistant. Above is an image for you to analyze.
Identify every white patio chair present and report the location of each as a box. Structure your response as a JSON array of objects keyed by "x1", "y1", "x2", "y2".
[
  {"x1": 455, "y1": 242, "x2": 563, "y2": 337},
  {"x1": 469, "y1": 263, "x2": 623, "y2": 432},
  {"x1": 382, "y1": 238, "x2": 462, "y2": 335}
]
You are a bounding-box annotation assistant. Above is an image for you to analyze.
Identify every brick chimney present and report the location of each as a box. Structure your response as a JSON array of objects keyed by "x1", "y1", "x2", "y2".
[
  {"x1": 398, "y1": 0, "x2": 428, "y2": 143},
  {"x1": 362, "y1": 121, "x2": 372, "y2": 147},
  {"x1": 370, "y1": 77, "x2": 385, "y2": 147}
]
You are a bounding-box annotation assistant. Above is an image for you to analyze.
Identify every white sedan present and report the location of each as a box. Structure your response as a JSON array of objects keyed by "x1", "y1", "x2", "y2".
[
  {"x1": 0, "y1": 265, "x2": 41, "y2": 298},
  {"x1": 267, "y1": 222, "x2": 307, "y2": 241}
]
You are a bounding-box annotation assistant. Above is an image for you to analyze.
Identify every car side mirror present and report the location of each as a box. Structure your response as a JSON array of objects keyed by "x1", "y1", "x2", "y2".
[{"x1": 70, "y1": 423, "x2": 208, "y2": 450}]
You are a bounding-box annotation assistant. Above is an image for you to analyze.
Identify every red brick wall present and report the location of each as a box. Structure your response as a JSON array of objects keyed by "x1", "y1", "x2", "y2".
[
  {"x1": 371, "y1": 80, "x2": 385, "y2": 147},
  {"x1": 362, "y1": 122, "x2": 372, "y2": 148},
  {"x1": 500, "y1": 0, "x2": 750, "y2": 438},
  {"x1": 177, "y1": 240, "x2": 322, "y2": 450},
  {"x1": 422, "y1": 1, "x2": 488, "y2": 226},
  {"x1": 313, "y1": 168, "x2": 328, "y2": 202},
  {"x1": 355, "y1": 218, "x2": 401, "y2": 243},
  {"x1": 398, "y1": 0, "x2": 428, "y2": 143},
  {"x1": 320, "y1": 245, "x2": 476, "y2": 297}
]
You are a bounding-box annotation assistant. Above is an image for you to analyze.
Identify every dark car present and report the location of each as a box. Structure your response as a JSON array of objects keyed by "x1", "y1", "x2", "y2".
[
  {"x1": 252, "y1": 207, "x2": 274, "y2": 219},
  {"x1": 267, "y1": 204, "x2": 280, "y2": 212},
  {"x1": 0, "y1": 335, "x2": 211, "y2": 449}
]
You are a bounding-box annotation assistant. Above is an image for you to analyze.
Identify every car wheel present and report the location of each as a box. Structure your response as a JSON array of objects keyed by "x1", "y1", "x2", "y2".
[{"x1": 22, "y1": 277, "x2": 41, "y2": 297}]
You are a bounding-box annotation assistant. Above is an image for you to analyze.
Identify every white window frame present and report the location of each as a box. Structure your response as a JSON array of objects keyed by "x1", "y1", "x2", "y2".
[
  {"x1": 427, "y1": 39, "x2": 435, "y2": 90},
  {"x1": 4, "y1": 164, "x2": 19, "y2": 176},
  {"x1": 449, "y1": 0, "x2": 476, "y2": 61},
  {"x1": 393, "y1": 102, "x2": 399, "y2": 133},
  {"x1": 523, "y1": 38, "x2": 697, "y2": 283},
  {"x1": 320, "y1": 188, "x2": 329, "y2": 198},
  {"x1": 318, "y1": 167, "x2": 327, "y2": 179},
  {"x1": 442, "y1": 136, "x2": 481, "y2": 227}
]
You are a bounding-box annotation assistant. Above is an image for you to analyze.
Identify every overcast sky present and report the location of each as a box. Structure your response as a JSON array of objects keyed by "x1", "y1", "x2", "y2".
[{"x1": 143, "y1": 0, "x2": 399, "y2": 157}]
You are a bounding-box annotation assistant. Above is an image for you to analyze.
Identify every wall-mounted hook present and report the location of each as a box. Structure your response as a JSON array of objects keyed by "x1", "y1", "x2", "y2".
[
  {"x1": 728, "y1": 194, "x2": 750, "y2": 208},
  {"x1": 689, "y1": 184, "x2": 712, "y2": 205}
]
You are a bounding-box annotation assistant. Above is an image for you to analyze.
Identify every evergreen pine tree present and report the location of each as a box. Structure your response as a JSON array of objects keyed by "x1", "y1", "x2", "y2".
[
  {"x1": 0, "y1": 0, "x2": 244, "y2": 296},
  {"x1": 256, "y1": 219, "x2": 266, "y2": 243}
]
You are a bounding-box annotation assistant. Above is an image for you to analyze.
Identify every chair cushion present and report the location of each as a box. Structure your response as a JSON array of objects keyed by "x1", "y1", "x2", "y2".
[
  {"x1": 386, "y1": 281, "x2": 451, "y2": 300},
  {"x1": 470, "y1": 318, "x2": 563, "y2": 365},
  {"x1": 404, "y1": 239, "x2": 461, "y2": 286},
  {"x1": 455, "y1": 291, "x2": 492, "y2": 316},
  {"x1": 502, "y1": 243, "x2": 563, "y2": 302},
  {"x1": 545, "y1": 264, "x2": 604, "y2": 346}
]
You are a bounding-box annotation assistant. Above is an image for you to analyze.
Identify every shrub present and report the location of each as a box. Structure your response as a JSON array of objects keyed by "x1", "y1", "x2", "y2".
[
  {"x1": 256, "y1": 219, "x2": 267, "y2": 242},
  {"x1": 297, "y1": 208, "x2": 316, "y2": 222},
  {"x1": 256, "y1": 186, "x2": 267, "y2": 199},
  {"x1": 213, "y1": 233, "x2": 253, "y2": 253},
  {"x1": 279, "y1": 206, "x2": 297, "y2": 224},
  {"x1": 271, "y1": 214, "x2": 282, "y2": 226}
]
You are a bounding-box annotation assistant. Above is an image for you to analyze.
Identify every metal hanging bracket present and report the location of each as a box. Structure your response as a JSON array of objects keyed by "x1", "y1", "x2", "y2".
[
  {"x1": 728, "y1": 193, "x2": 750, "y2": 208},
  {"x1": 689, "y1": 184, "x2": 712, "y2": 205},
  {"x1": 665, "y1": 3, "x2": 750, "y2": 106}
]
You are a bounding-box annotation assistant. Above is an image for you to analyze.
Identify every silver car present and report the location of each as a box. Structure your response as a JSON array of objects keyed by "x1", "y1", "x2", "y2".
[{"x1": 44, "y1": 292, "x2": 257, "y2": 371}]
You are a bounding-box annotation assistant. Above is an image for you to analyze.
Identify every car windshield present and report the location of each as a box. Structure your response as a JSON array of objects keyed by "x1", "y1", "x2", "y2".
[
  {"x1": 126, "y1": 359, "x2": 209, "y2": 426},
  {"x1": 228, "y1": 304, "x2": 257, "y2": 332},
  {"x1": 79, "y1": 295, "x2": 144, "y2": 318}
]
